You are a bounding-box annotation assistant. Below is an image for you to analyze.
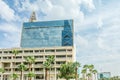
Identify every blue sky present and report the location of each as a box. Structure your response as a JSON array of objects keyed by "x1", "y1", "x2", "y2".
[{"x1": 0, "y1": 0, "x2": 120, "y2": 76}]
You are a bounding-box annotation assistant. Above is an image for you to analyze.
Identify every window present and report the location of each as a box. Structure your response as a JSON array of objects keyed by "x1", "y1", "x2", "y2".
[
  {"x1": 35, "y1": 56, "x2": 43, "y2": 58},
  {"x1": 16, "y1": 56, "x2": 22, "y2": 59},
  {"x1": 19, "y1": 50, "x2": 23, "y2": 53},
  {"x1": 35, "y1": 68, "x2": 43, "y2": 71},
  {"x1": 3, "y1": 57, "x2": 7, "y2": 59},
  {"x1": 35, "y1": 62, "x2": 43, "y2": 65},
  {"x1": 4, "y1": 51, "x2": 8, "y2": 53},
  {"x1": 16, "y1": 62, "x2": 21, "y2": 65},
  {"x1": 56, "y1": 55, "x2": 66, "y2": 58},
  {"x1": 67, "y1": 49, "x2": 72, "y2": 52},
  {"x1": 8, "y1": 57, "x2": 11, "y2": 59},
  {"x1": 24, "y1": 50, "x2": 33, "y2": 53},
  {"x1": 56, "y1": 49, "x2": 66, "y2": 52},
  {"x1": 36, "y1": 75, "x2": 44, "y2": 79},
  {"x1": 45, "y1": 49, "x2": 55, "y2": 52},
  {"x1": 35, "y1": 50, "x2": 39, "y2": 53},
  {"x1": 40, "y1": 50, "x2": 44, "y2": 52},
  {"x1": 56, "y1": 68, "x2": 60, "y2": 71},
  {"x1": 56, "y1": 61, "x2": 65, "y2": 65},
  {"x1": 67, "y1": 55, "x2": 72, "y2": 57},
  {"x1": 9, "y1": 51, "x2": 12, "y2": 54}
]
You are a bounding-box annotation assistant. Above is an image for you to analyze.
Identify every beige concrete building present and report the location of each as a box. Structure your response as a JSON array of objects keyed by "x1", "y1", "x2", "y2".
[
  {"x1": 0, "y1": 46, "x2": 75, "y2": 80},
  {"x1": 0, "y1": 13, "x2": 75, "y2": 80}
]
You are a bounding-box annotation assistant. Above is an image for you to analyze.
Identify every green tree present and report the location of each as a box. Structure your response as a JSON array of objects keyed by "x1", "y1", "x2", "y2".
[
  {"x1": 12, "y1": 50, "x2": 19, "y2": 58},
  {"x1": 18, "y1": 64, "x2": 27, "y2": 80},
  {"x1": 82, "y1": 64, "x2": 97, "y2": 80},
  {"x1": 0, "y1": 68, "x2": 5, "y2": 73},
  {"x1": 0, "y1": 68, "x2": 5, "y2": 80},
  {"x1": 81, "y1": 69, "x2": 87, "y2": 80},
  {"x1": 73, "y1": 62, "x2": 81, "y2": 80},
  {"x1": 25, "y1": 56, "x2": 35, "y2": 71},
  {"x1": 27, "y1": 72, "x2": 35, "y2": 80},
  {"x1": 12, "y1": 49, "x2": 19, "y2": 72},
  {"x1": 88, "y1": 65, "x2": 94, "y2": 80},
  {"x1": 82, "y1": 65, "x2": 89, "y2": 80},
  {"x1": 88, "y1": 65, "x2": 94, "y2": 70},
  {"x1": 11, "y1": 73, "x2": 18, "y2": 80},
  {"x1": 43, "y1": 60, "x2": 50, "y2": 80},
  {"x1": 109, "y1": 76, "x2": 120, "y2": 80},
  {"x1": 92, "y1": 69, "x2": 97, "y2": 80},
  {"x1": 47, "y1": 55, "x2": 55, "y2": 80},
  {"x1": 25, "y1": 56, "x2": 35, "y2": 80},
  {"x1": 86, "y1": 73, "x2": 92, "y2": 80},
  {"x1": 59, "y1": 62, "x2": 75, "y2": 80}
]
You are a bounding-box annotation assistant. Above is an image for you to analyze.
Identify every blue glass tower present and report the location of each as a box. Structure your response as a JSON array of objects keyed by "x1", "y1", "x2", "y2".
[
  {"x1": 98, "y1": 72, "x2": 111, "y2": 79},
  {"x1": 21, "y1": 19, "x2": 73, "y2": 48}
]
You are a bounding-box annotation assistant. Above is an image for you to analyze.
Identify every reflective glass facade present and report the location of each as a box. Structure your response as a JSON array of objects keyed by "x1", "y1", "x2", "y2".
[
  {"x1": 21, "y1": 20, "x2": 73, "y2": 48},
  {"x1": 98, "y1": 72, "x2": 111, "y2": 79}
]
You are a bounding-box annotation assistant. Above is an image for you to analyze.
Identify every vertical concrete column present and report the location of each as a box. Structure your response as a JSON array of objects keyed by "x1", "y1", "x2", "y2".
[
  {"x1": 0, "y1": 53, "x2": 3, "y2": 80},
  {"x1": 11, "y1": 62, "x2": 13, "y2": 74},
  {"x1": 32, "y1": 60, "x2": 35, "y2": 80},
  {"x1": 1, "y1": 74, "x2": 3, "y2": 80},
  {"x1": 21, "y1": 62, "x2": 24, "y2": 80},
  {"x1": 43, "y1": 68, "x2": 45, "y2": 80},
  {"x1": 54, "y1": 49, "x2": 56, "y2": 80},
  {"x1": 55, "y1": 68, "x2": 56, "y2": 80},
  {"x1": 43, "y1": 49, "x2": 45, "y2": 80}
]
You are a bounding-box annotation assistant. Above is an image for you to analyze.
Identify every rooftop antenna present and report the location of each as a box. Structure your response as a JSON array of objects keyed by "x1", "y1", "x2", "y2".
[{"x1": 29, "y1": 11, "x2": 37, "y2": 22}]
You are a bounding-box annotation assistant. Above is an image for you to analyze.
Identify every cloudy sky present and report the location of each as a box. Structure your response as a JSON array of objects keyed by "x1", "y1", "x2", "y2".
[{"x1": 0, "y1": 0, "x2": 120, "y2": 76}]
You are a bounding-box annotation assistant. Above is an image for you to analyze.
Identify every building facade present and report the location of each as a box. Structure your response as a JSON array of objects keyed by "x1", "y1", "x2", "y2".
[
  {"x1": 98, "y1": 72, "x2": 111, "y2": 79},
  {"x1": 21, "y1": 20, "x2": 73, "y2": 48},
  {"x1": 0, "y1": 12, "x2": 75, "y2": 80},
  {"x1": 0, "y1": 47, "x2": 75, "y2": 80}
]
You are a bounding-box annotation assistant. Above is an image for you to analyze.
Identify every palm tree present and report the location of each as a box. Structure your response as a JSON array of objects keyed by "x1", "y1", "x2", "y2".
[
  {"x1": 92, "y1": 70, "x2": 97, "y2": 80},
  {"x1": 18, "y1": 64, "x2": 27, "y2": 80},
  {"x1": 11, "y1": 73, "x2": 18, "y2": 80},
  {"x1": 82, "y1": 64, "x2": 97, "y2": 80},
  {"x1": 88, "y1": 64, "x2": 94, "y2": 80},
  {"x1": 27, "y1": 72, "x2": 35, "y2": 80},
  {"x1": 81, "y1": 69, "x2": 87, "y2": 80},
  {"x1": 88, "y1": 64, "x2": 94, "y2": 72},
  {"x1": 12, "y1": 49, "x2": 19, "y2": 73},
  {"x1": 82, "y1": 65, "x2": 89, "y2": 80},
  {"x1": 12, "y1": 50, "x2": 19, "y2": 58},
  {"x1": 87, "y1": 73, "x2": 92, "y2": 80},
  {"x1": 47, "y1": 55, "x2": 55, "y2": 80},
  {"x1": 43, "y1": 61, "x2": 50, "y2": 80},
  {"x1": 25, "y1": 56, "x2": 35, "y2": 80},
  {"x1": 73, "y1": 62, "x2": 81, "y2": 80},
  {"x1": 59, "y1": 62, "x2": 75, "y2": 80},
  {"x1": 83, "y1": 65, "x2": 89, "y2": 69},
  {"x1": 25, "y1": 56, "x2": 35, "y2": 71},
  {"x1": 0, "y1": 68, "x2": 5, "y2": 80}
]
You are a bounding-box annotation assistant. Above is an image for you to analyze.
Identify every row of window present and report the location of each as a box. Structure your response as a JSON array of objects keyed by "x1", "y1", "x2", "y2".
[
  {"x1": 4, "y1": 68, "x2": 60, "y2": 72},
  {"x1": 0, "y1": 49, "x2": 72, "y2": 54},
  {"x1": 0, "y1": 55, "x2": 72, "y2": 60},
  {"x1": 3, "y1": 61, "x2": 66, "y2": 68}
]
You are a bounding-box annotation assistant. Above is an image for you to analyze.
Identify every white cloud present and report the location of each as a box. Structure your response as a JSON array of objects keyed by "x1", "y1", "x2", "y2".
[
  {"x1": 0, "y1": 0, "x2": 15, "y2": 21},
  {"x1": 0, "y1": 23, "x2": 21, "y2": 48},
  {"x1": 13, "y1": 0, "x2": 94, "y2": 21},
  {"x1": 97, "y1": 8, "x2": 120, "y2": 52},
  {"x1": 81, "y1": 0, "x2": 95, "y2": 12},
  {"x1": 3, "y1": 0, "x2": 120, "y2": 76},
  {"x1": 75, "y1": 34, "x2": 88, "y2": 47}
]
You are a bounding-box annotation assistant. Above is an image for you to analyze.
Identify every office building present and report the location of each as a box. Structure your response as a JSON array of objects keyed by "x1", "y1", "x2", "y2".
[
  {"x1": 21, "y1": 12, "x2": 73, "y2": 48},
  {"x1": 0, "y1": 12, "x2": 75, "y2": 80},
  {"x1": 98, "y1": 72, "x2": 111, "y2": 79}
]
